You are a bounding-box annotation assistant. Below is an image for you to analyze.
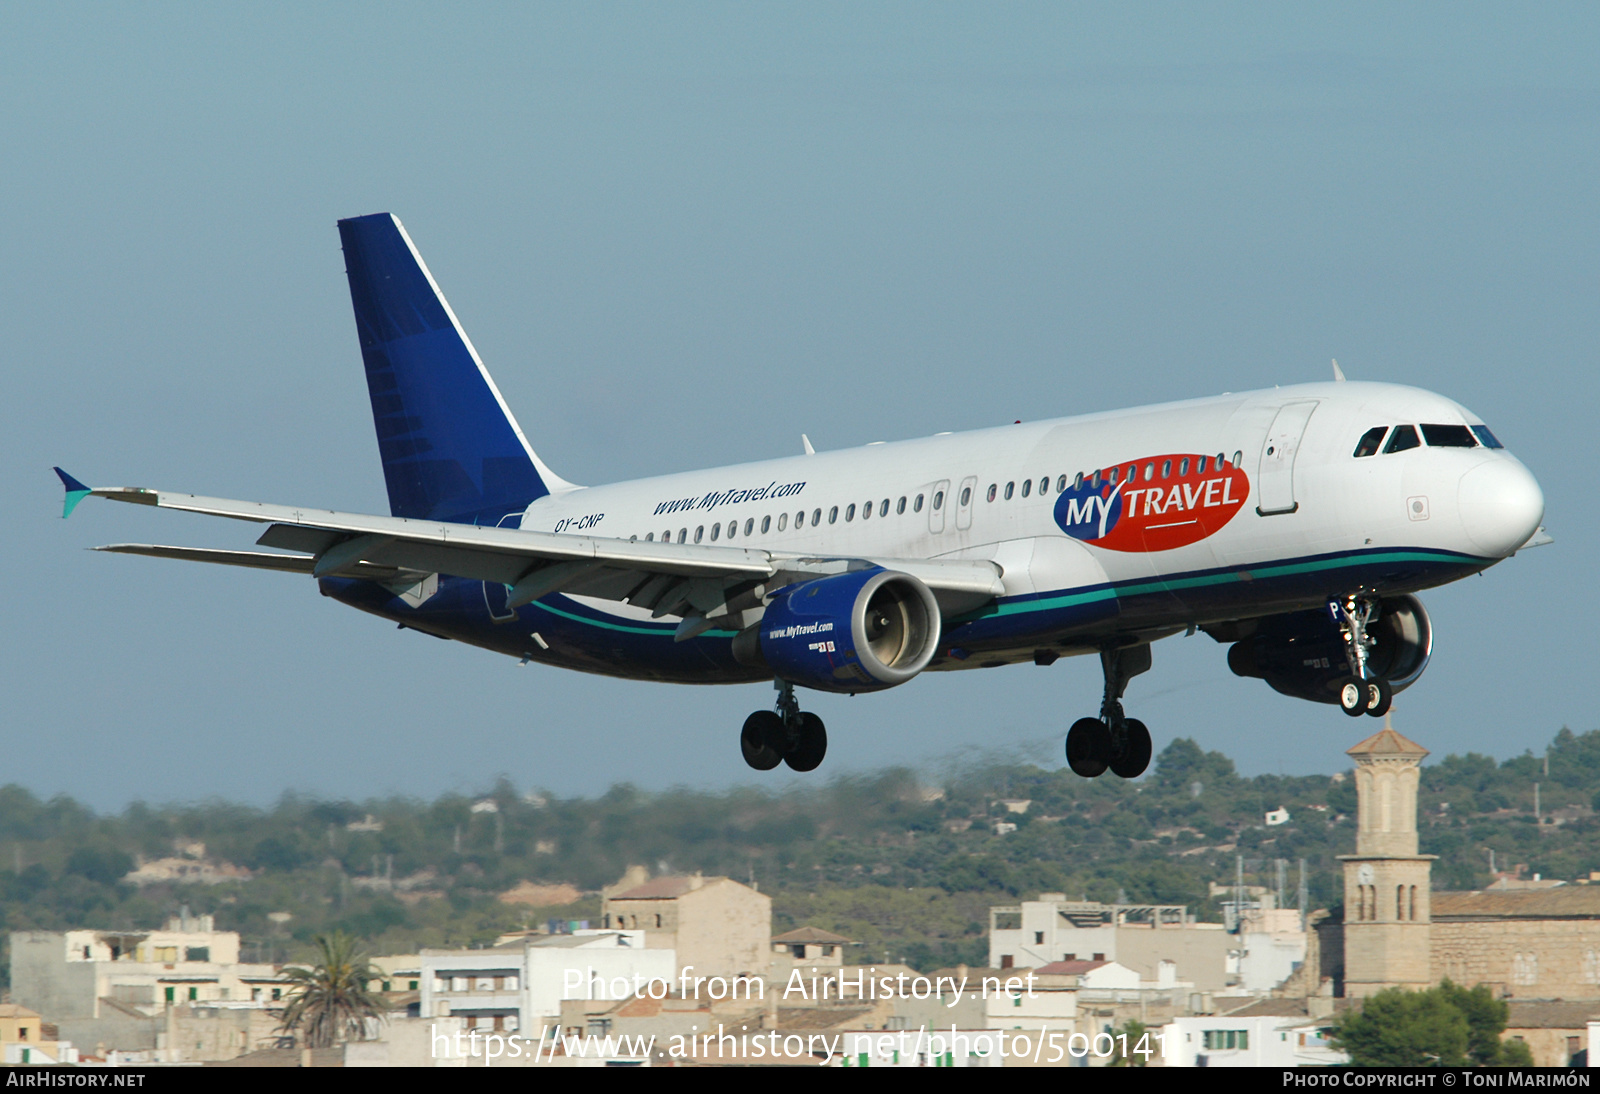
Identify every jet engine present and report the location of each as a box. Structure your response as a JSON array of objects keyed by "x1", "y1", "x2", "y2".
[
  {"x1": 741, "y1": 568, "x2": 942, "y2": 693},
  {"x1": 1222, "y1": 594, "x2": 1432, "y2": 705}
]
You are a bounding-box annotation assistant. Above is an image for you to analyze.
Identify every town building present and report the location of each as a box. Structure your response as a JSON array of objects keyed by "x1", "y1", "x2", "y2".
[
  {"x1": 988, "y1": 896, "x2": 1237, "y2": 993},
  {"x1": 602, "y1": 874, "x2": 771, "y2": 979},
  {"x1": 0, "y1": 1004, "x2": 78, "y2": 1066},
  {"x1": 9, "y1": 914, "x2": 284, "y2": 1055},
  {"x1": 420, "y1": 929, "x2": 675, "y2": 1034}
]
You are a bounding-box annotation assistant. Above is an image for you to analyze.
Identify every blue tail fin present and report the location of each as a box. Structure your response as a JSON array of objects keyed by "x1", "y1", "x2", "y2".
[{"x1": 337, "y1": 213, "x2": 570, "y2": 522}]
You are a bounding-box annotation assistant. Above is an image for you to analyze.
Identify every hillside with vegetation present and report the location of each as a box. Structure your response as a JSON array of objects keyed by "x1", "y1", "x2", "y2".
[{"x1": 3, "y1": 727, "x2": 1599, "y2": 982}]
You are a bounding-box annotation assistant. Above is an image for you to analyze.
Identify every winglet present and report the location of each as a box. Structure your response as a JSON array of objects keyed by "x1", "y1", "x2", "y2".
[
  {"x1": 54, "y1": 467, "x2": 92, "y2": 519},
  {"x1": 1331, "y1": 358, "x2": 1347, "y2": 382}
]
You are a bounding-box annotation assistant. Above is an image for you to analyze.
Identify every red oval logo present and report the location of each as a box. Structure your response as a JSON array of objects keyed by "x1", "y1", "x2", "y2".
[{"x1": 1053, "y1": 454, "x2": 1249, "y2": 552}]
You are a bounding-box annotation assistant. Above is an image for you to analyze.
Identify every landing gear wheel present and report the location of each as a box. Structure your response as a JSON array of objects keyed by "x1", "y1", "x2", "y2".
[
  {"x1": 1110, "y1": 718, "x2": 1152, "y2": 779},
  {"x1": 1364, "y1": 678, "x2": 1393, "y2": 718},
  {"x1": 1066, "y1": 717, "x2": 1111, "y2": 778},
  {"x1": 784, "y1": 712, "x2": 827, "y2": 772},
  {"x1": 740, "y1": 711, "x2": 784, "y2": 770},
  {"x1": 1338, "y1": 677, "x2": 1368, "y2": 717}
]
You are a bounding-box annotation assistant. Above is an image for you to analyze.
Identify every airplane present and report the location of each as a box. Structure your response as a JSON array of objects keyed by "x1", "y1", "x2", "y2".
[{"x1": 55, "y1": 213, "x2": 1550, "y2": 779}]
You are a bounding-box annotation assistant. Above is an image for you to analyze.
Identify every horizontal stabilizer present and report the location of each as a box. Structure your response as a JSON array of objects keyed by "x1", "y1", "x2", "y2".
[{"x1": 54, "y1": 467, "x2": 92, "y2": 518}]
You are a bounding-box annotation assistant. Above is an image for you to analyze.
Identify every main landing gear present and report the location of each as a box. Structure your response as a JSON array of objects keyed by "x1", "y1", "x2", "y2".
[
  {"x1": 1330, "y1": 594, "x2": 1393, "y2": 719},
  {"x1": 741, "y1": 680, "x2": 828, "y2": 773},
  {"x1": 1065, "y1": 644, "x2": 1154, "y2": 780}
]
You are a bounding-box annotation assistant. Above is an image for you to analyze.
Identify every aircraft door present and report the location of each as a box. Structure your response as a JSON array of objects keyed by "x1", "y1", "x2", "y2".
[
  {"x1": 928, "y1": 479, "x2": 950, "y2": 534},
  {"x1": 955, "y1": 476, "x2": 978, "y2": 531},
  {"x1": 1257, "y1": 400, "x2": 1319, "y2": 515}
]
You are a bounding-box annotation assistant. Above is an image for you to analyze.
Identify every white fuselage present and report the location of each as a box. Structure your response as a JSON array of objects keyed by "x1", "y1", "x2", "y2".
[{"x1": 518, "y1": 381, "x2": 1542, "y2": 634}]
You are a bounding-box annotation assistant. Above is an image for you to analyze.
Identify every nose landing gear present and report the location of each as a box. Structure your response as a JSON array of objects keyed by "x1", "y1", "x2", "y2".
[
  {"x1": 741, "y1": 680, "x2": 828, "y2": 772},
  {"x1": 1066, "y1": 644, "x2": 1154, "y2": 779},
  {"x1": 1330, "y1": 595, "x2": 1394, "y2": 718}
]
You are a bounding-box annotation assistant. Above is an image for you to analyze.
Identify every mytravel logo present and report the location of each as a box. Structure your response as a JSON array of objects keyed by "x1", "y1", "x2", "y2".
[{"x1": 1053, "y1": 453, "x2": 1248, "y2": 552}]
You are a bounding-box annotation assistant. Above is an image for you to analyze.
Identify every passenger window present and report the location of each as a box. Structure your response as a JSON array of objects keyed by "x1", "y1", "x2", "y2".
[
  {"x1": 1197, "y1": 456, "x2": 1208, "y2": 474},
  {"x1": 710, "y1": 523, "x2": 720, "y2": 541},
  {"x1": 1144, "y1": 463, "x2": 1154, "y2": 482},
  {"x1": 812, "y1": 508, "x2": 821, "y2": 525},
  {"x1": 960, "y1": 486, "x2": 971, "y2": 506},
  {"x1": 1004, "y1": 481, "x2": 1015, "y2": 500},
  {"x1": 1231, "y1": 450, "x2": 1242, "y2": 467},
  {"x1": 1161, "y1": 460, "x2": 1171, "y2": 478},
  {"x1": 1421, "y1": 424, "x2": 1478, "y2": 448},
  {"x1": 1216, "y1": 452, "x2": 1226, "y2": 468},
  {"x1": 1107, "y1": 468, "x2": 1118, "y2": 485},
  {"x1": 645, "y1": 532, "x2": 654, "y2": 542},
  {"x1": 846, "y1": 503, "x2": 856, "y2": 521},
  {"x1": 695, "y1": 526, "x2": 704, "y2": 543},
  {"x1": 987, "y1": 484, "x2": 997, "y2": 503},
  {"x1": 1471, "y1": 425, "x2": 1504, "y2": 449},
  {"x1": 1039, "y1": 477, "x2": 1049, "y2": 496},
  {"x1": 880, "y1": 499, "x2": 890, "y2": 517},
  {"x1": 1021, "y1": 479, "x2": 1031, "y2": 498},
  {"x1": 678, "y1": 529, "x2": 687, "y2": 544},
  {"x1": 1074, "y1": 472, "x2": 1084, "y2": 490},
  {"x1": 778, "y1": 513, "x2": 788, "y2": 531},
  {"x1": 1383, "y1": 425, "x2": 1420, "y2": 454},
  {"x1": 1178, "y1": 458, "x2": 1188, "y2": 476},
  {"x1": 1128, "y1": 465, "x2": 1137, "y2": 482},
  {"x1": 914, "y1": 494, "x2": 924, "y2": 512},
  {"x1": 859, "y1": 500, "x2": 870, "y2": 520},
  {"x1": 663, "y1": 530, "x2": 671, "y2": 542},
  {"x1": 933, "y1": 491, "x2": 944, "y2": 510},
  {"x1": 761, "y1": 516, "x2": 770, "y2": 534},
  {"x1": 1352, "y1": 426, "x2": 1387, "y2": 458},
  {"x1": 1057, "y1": 475, "x2": 1068, "y2": 493},
  {"x1": 896, "y1": 496, "x2": 906, "y2": 515},
  {"x1": 829, "y1": 506, "x2": 839, "y2": 524},
  {"x1": 745, "y1": 518, "x2": 754, "y2": 536}
]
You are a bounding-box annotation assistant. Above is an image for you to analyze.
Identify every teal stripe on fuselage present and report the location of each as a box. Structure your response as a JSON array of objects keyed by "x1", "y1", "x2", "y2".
[
  {"x1": 532, "y1": 598, "x2": 739, "y2": 638},
  {"x1": 957, "y1": 548, "x2": 1484, "y2": 624},
  {"x1": 533, "y1": 547, "x2": 1483, "y2": 638}
]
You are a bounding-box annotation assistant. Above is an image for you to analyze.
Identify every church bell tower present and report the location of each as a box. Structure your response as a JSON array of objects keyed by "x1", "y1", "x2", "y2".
[{"x1": 1340, "y1": 718, "x2": 1435, "y2": 996}]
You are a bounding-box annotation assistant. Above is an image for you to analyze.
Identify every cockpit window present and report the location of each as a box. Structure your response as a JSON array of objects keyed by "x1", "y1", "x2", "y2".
[
  {"x1": 1421, "y1": 424, "x2": 1477, "y2": 448},
  {"x1": 1383, "y1": 424, "x2": 1420, "y2": 454},
  {"x1": 1353, "y1": 426, "x2": 1387, "y2": 458},
  {"x1": 1471, "y1": 425, "x2": 1504, "y2": 449}
]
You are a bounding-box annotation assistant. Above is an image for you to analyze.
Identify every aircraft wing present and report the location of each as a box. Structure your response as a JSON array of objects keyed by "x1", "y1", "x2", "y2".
[{"x1": 59, "y1": 473, "x2": 1003, "y2": 634}]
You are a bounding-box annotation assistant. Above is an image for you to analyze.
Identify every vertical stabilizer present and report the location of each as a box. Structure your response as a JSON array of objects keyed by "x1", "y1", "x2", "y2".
[{"x1": 337, "y1": 213, "x2": 572, "y2": 522}]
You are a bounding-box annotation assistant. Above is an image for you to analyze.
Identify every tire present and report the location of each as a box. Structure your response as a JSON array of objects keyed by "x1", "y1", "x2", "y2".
[
  {"x1": 1338, "y1": 677, "x2": 1367, "y2": 717},
  {"x1": 1066, "y1": 717, "x2": 1111, "y2": 778},
  {"x1": 1110, "y1": 718, "x2": 1153, "y2": 779},
  {"x1": 784, "y1": 712, "x2": 827, "y2": 772},
  {"x1": 740, "y1": 711, "x2": 784, "y2": 771},
  {"x1": 1365, "y1": 678, "x2": 1393, "y2": 718}
]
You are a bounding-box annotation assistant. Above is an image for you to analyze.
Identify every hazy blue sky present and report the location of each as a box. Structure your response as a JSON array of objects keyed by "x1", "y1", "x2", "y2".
[{"x1": 4, "y1": 5, "x2": 1595, "y2": 810}]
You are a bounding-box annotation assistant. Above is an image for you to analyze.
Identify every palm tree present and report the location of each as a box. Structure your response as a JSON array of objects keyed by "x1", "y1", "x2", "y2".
[{"x1": 277, "y1": 932, "x2": 389, "y2": 1048}]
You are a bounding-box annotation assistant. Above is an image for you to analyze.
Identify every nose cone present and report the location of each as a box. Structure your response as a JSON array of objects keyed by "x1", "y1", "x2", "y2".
[{"x1": 1457, "y1": 458, "x2": 1545, "y2": 558}]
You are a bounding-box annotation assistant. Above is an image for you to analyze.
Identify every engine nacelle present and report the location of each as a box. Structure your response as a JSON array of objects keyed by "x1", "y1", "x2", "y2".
[
  {"x1": 755, "y1": 568, "x2": 942, "y2": 693},
  {"x1": 1225, "y1": 594, "x2": 1433, "y2": 706}
]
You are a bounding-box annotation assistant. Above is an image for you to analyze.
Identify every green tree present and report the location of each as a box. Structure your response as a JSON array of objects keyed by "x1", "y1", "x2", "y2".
[
  {"x1": 1332, "y1": 982, "x2": 1530, "y2": 1067},
  {"x1": 1332, "y1": 987, "x2": 1470, "y2": 1066},
  {"x1": 278, "y1": 932, "x2": 389, "y2": 1048}
]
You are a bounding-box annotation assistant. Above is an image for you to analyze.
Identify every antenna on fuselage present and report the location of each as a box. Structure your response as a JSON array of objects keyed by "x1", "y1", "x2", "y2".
[
  {"x1": 1331, "y1": 358, "x2": 1347, "y2": 382},
  {"x1": 801, "y1": 434, "x2": 815, "y2": 456}
]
